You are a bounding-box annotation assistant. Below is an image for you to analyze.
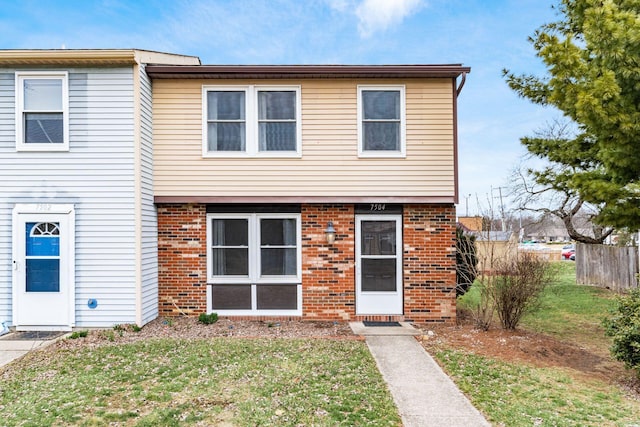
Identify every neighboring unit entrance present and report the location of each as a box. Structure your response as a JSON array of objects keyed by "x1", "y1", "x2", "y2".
[
  {"x1": 355, "y1": 215, "x2": 403, "y2": 315},
  {"x1": 12, "y1": 204, "x2": 75, "y2": 331}
]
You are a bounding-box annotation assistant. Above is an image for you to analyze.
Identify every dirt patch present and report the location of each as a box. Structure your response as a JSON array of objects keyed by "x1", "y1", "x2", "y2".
[
  {"x1": 51, "y1": 317, "x2": 356, "y2": 352},
  {"x1": 418, "y1": 316, "x2": 634, "y2": 388}
]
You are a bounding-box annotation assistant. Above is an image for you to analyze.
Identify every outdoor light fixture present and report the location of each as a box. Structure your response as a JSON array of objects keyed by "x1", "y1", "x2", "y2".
[{"x1": 325, "y1": 221, "x2": 336, "y2": 244}]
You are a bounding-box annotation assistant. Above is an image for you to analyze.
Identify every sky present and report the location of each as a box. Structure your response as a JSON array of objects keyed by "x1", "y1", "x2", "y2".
[{"x1": 0, "y1": 0, "x2": 562, "y2": 216}]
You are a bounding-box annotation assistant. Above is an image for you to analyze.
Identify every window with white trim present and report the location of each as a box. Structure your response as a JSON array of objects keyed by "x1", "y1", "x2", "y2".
[
  {"x1": 203, "y1": 86, "x2": 301, "y2": 157},
  {"x1": 15, "y1": 72, "x2": 69, "y2": 152},
  {"x1": 207, "y1": 213, "x2": 302, "y2": 314},
  {"x1": 358, "y1": 85, "x2": 406, "y2": 157}
]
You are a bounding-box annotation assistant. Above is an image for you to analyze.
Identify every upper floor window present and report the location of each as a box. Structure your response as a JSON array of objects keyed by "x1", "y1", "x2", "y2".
[
  {"x1": 203, "y1": 85, "x2": 301, "y2": 157},
  {"x1": 15, "y1": 72, "x2": 69, "y2": 152},
  {"x1": 358, "y1": 85, "x2": 406, "y2": 157}
]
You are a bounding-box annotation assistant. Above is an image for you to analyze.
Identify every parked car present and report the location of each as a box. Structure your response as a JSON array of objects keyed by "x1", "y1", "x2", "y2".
[
  {"x1": 569, "y1": 252, "x2": 575, "y2": 261},
  {"x1": 562, "y1": 245, "x2": 575, "y2": 260}
]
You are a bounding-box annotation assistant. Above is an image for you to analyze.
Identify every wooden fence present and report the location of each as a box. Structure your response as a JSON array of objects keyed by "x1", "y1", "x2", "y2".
[{"x1": 576, "y1": 243, "x2": 639, "y2": 292}]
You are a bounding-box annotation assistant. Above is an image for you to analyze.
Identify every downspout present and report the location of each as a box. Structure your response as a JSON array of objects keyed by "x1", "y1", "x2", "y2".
[
  {"x1": 0, "y1": 321, "x2": 9, "y2": 336},
  {"x1": 456, "y1": 72, "x2": 467, "y2": 97},
  {"x1": 452, "y1": 72, "x2": 467, "y2": 205}
]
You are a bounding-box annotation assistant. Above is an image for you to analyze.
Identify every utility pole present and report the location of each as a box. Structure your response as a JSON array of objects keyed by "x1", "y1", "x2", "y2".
[
  {"x1": 491, "y1": 186, "x2": 507, "y2": 232},
  {"x1": 465, "y1": 193, "x2": 471, "y2": 217}
]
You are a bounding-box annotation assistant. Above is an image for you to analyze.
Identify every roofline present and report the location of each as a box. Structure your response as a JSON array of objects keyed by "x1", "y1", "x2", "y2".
[
  {"x1": 0, "y1": 49, "x2": 200, "y2": 67},
  {"x1": 146, "y1": 64, "x2": 471, "y2": 79}
]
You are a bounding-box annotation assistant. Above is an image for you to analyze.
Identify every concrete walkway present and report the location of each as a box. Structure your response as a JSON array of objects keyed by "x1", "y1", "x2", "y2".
[
  {"x1": 351, "y1": 322, "x2": 491, "y2": 427},
  {"x1": 0, "y1": 333, "x2": 64, "y2": 368}
]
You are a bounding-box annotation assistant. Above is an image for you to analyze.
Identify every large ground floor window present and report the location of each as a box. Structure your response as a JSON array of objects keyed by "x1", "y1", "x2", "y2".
[{"x1": 206, "y1": 212, "x2": 302, "y2": 315}]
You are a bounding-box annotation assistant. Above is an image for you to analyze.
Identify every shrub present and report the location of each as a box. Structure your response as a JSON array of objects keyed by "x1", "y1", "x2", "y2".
[
  {"x1": 456, "y1": 226, "x2": 478, "y2": 297},
  {"x1": 198, "y1": 312, "x2": 219, "y2": 324},
  {"x1": 69, "y1": 330, "x2": 88, "y2": 339},
  {"x1": 490, "y1": 253, "x2": 553, "y2": 330},
  {"x1": 603, "y1": 288, "x2": 640, "y2": 375}
]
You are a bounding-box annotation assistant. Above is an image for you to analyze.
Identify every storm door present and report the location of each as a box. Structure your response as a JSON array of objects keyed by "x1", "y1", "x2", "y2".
[
  {"x1": 355, "y1": 215, "x2": 402, "y2": 315},
  {"x1": 12, "y1": 205, "x2": 75, "y2": 330}
]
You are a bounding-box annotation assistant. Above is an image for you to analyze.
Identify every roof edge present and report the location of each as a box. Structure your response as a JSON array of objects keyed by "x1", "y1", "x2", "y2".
[
  {"x1": 0, "y1": 49, "x2": 200, "y2": 67},
  {"x1": 146, "y1": 64, "x2": 471, "y2": 79}
]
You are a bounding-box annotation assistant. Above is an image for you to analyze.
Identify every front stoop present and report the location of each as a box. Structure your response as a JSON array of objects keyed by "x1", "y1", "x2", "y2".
[{"x1": 349, "y1": 321, "x2": 422, "y2": 336}]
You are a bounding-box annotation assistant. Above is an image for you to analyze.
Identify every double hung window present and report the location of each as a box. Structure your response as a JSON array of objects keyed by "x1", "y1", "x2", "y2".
[
  {"x1": 204, "y1": 86, "x2": 301, "y2": 156},
  {"x1": 358, "y1": 85, "x2": 406, "y2": 157},
  {"x1": 16, "y1": 71, "x2": 69, "y2": 151},
  {"x1": 207, "y1": 213, "x2": 301, "y2": 314}
]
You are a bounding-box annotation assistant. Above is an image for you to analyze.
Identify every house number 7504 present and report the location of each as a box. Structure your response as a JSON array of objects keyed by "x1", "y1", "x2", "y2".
[{"x1": 370, "y1": 204, "x2": 386, "y2": 211}]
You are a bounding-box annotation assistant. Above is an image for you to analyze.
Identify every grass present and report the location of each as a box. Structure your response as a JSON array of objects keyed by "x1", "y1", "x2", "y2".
[
  {"x1": 520, "y1": 262, "x2": 616, "y2": 349},
  {"x1": 0, "y1": 339, "x2": 401, "y2": 426},
  {"x1": 436, "y1": 350, "x2": 640, "y2": 427},
  {"x1": 437, "y1": 261, "x2": 640, "y2": 426}
]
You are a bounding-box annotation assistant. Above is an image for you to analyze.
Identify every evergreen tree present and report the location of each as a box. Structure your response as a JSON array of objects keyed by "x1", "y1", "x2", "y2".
[{"x1": 504, "y1": 0, "x2": 640, "y2": 229}]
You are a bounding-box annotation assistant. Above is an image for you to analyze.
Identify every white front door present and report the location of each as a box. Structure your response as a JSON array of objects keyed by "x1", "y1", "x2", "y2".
[
  {"x1": 355, "y1": 215, "x2": 403, "y2": 315},
  {"x1": 12, "y1": 204, "x2": 75, "y2": 331}
]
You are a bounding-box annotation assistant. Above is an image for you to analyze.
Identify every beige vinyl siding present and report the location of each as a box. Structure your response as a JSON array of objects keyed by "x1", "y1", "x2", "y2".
[{"x1": 153, "y1": 78, "x2": 455, "y2": 198}]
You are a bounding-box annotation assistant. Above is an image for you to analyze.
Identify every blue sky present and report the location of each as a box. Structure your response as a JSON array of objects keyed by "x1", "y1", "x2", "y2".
[{"x1": 0, "y1": 0, "x2": 561, "y2": 215}]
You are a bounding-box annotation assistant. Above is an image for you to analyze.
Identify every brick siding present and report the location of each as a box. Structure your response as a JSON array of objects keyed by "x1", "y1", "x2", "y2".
[{"x1": 157, "y1": 203, "x2": 456, "y2": 324}]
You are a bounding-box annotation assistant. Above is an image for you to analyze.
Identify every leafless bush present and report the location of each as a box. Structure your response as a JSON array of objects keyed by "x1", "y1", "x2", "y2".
[{"x1": 489, "y1": 253, "x2": 553, "y2": 329}]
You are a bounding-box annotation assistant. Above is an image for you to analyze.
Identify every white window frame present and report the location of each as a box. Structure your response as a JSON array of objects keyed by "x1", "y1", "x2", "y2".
[
  {"x1": 202, "y1": 85, "x2": 302, "y2": 158},
  {"x1": 206, "y1": 213, "x2": 302, "y2": 315},
  {"x1": 357, "y1": 85, "x2": 406, "y2": 158},
  {"x1": 15, "y1": 71, "x2": 69, "y2": 152}
]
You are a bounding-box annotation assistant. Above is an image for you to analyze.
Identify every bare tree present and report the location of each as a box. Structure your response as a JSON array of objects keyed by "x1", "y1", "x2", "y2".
[{"x1": 509, "y1": 119, "x2": 614, "y2": 244}]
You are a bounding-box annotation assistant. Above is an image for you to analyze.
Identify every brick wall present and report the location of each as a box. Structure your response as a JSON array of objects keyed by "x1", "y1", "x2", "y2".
[
  {"x1": 156, "y1": 203, "x2": 456, "y2": 324},
  {"x1": 403, "y1": 204, "x2": 457, "y2": 323},
  {"x1": 301, "y1": 204, "x2": 355, "y2": 320},
  {"x1": 157, "y1": 204, "x2": 207, "y2": 315}
]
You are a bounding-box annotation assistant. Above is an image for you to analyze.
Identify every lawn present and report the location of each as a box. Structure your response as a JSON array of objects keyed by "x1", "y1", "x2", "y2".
[
  {"x1": 434, "y1": 261, "x2": 640, "y2": 426},
  {"x1": 0, "y1": 338, "x2": 401, "y2": 426}
]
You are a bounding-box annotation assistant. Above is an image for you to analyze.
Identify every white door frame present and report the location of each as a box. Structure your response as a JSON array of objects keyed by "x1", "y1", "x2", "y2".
[
  {"x1": 12, "y1": 204, "x2": 75, "y2": 331},
  {"x1": 355, "y1": 214, "x2": 403, "y2": 315}
]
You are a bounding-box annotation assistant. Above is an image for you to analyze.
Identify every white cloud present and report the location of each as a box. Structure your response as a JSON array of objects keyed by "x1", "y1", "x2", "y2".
[{"x1": 355, "y1": 0, "x2": 423, "y2": 37}]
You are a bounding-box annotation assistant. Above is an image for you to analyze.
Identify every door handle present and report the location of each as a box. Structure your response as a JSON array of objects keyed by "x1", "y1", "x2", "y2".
[{"x1": 12, "y1": 260, "x2": 18, "y2": 271}]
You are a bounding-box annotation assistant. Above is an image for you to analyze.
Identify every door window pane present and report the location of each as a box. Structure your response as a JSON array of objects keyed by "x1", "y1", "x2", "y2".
[
  {"x1": 361, "y1": 259, "x2": 396, "y2": 292},
  {"x1": 25, "y1": 222, "x2": 60, "y2": 293},
  {"x1": 26, "y1": 259, "x2": 60, "y2": 292},
  {"x1": 361, "y1": 221, "x2": 396, "y2": 255}
]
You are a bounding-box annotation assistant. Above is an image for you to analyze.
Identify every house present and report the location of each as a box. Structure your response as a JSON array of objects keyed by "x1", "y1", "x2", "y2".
[
  {"x1": 0, "y1": 49, "x2": 469, "y2": 329},
  {"x1": 148, "y1": 63, "x2": 470, "y2": 323},
  {"x1": 0, "y1": 49, "x2": 199, "y2": 331}
]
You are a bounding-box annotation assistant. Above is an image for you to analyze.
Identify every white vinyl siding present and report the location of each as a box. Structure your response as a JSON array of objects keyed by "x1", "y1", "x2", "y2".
[
  {"x1": 0, "y1": 67, "x2": 138, "y2": 328},
  {"x1": 138, "y1": 65, "x2": 158, "y2": 325},
  {"x1": 154, "y1": 78, "x2": 455, "y2": 198}
]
